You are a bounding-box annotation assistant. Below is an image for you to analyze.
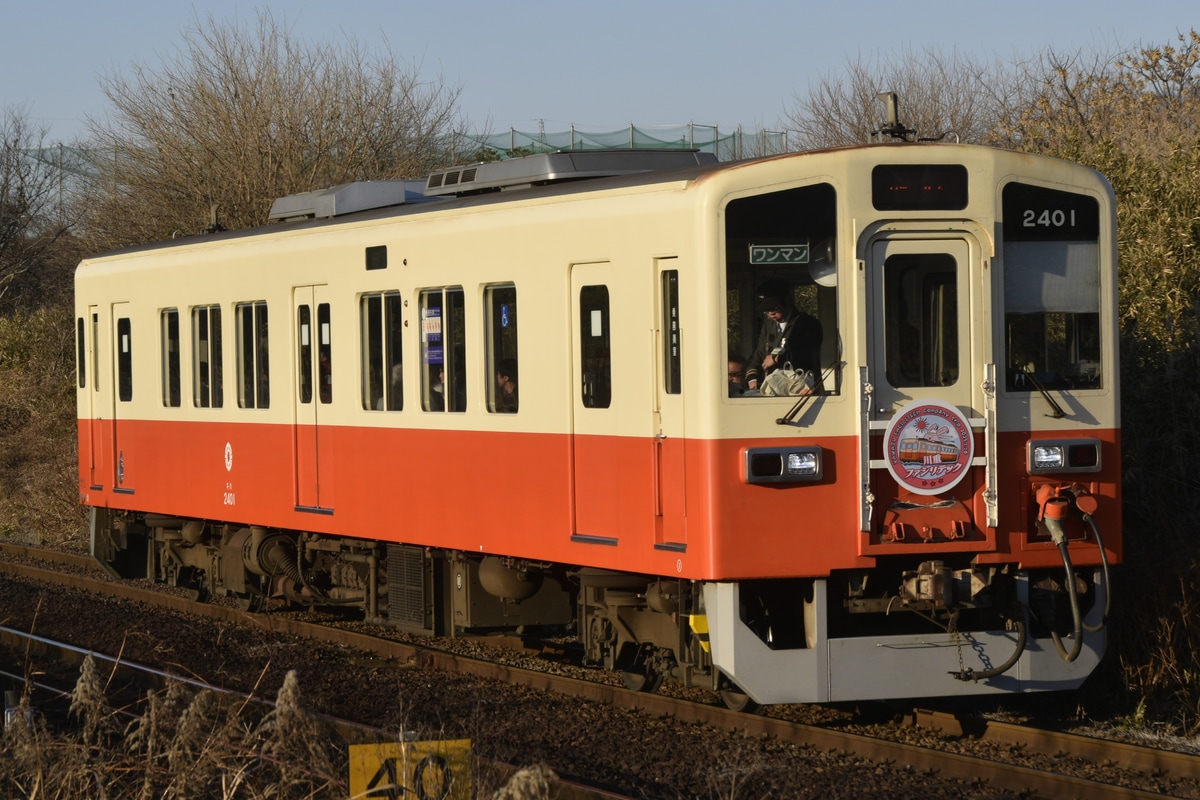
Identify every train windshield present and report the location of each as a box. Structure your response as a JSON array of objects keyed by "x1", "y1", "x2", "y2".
[
  {"x1": 724, "y1": 183, "x2": 838, "y2": 398},
  {"x1": 1002, "y1": 182, "x2": 1103, "y2": 391}
]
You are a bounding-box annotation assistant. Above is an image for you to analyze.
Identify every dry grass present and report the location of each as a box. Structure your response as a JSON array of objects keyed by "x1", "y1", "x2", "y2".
[
  {"x1": 2, "y1": 657, "x2": 346, "y2": 799},
  {"x1": 2, "y1": 659, "x2": 572, "y2": 800}
]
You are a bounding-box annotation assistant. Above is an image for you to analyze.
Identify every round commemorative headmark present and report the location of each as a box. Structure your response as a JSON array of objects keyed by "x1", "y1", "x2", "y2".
[{"x1": 883, "y1": 398, "x2": 974, "y2": 495}]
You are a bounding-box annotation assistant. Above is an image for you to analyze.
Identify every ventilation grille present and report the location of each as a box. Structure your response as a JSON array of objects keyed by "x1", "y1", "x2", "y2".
[{"x1": 386, "y1": 543, "x2": 426, "y2": 628}]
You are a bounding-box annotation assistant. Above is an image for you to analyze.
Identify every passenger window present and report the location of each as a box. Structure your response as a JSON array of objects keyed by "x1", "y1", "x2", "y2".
[
  {"x1": 724, "y1": 183, "x2": 838, "y2": 397},
  {"x1": 579, "y1": 285, "x2": 611, "y2": 408},
  {"x1": 420, "y1": 287, "x2": 466, "y2": 412},
  {"x1": 161, "y1": 309, "x2": 181, "y2": 407},
  {"x1": 486, "y1": 284, "x2": 518, "y2": 413},
  {"x1": 361, "y1": 292, "x2": 404, "y2": 411},
  {"x1": 662, "y1": 270, "x2": 681, "y2": 394},
  {"x1": 192, "y1": 305, "x2": 223, "y2": 408},
  {"x1": 236, "y1": 301, "x2": 269, "y2": 409},
  {"x1": 117, "y1": 317, "x2": 132, "y2": 402}
]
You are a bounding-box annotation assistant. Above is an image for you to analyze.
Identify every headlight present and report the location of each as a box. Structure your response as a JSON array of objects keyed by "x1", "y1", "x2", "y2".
[
  {"x1": 1027, "y1": 439, "x2": 1102, "y2": 474},
  {"x1": 744, "y1": 447, "x2": 823, "y2": 484},
  {"x1": 1031, "y1": 445, "x2": 1065, "y2": 471},
  {"x1": 786, "y1": 451, "x2": 819, "y2": 476}
]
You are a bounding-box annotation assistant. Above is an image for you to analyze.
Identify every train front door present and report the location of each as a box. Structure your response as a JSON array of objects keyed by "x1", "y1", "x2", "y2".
[
  {"x1": 292, "y1": 285, "x2": 335, "y2": 513},
  {"x1": 862, "y1": 234, "x2": 989, "y2": 530}
]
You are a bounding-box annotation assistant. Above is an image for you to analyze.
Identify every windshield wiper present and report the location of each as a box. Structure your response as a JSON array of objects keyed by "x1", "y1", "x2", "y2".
[{"x1": 1021, "y1": 366, "x2": 1066, "y2": 419}]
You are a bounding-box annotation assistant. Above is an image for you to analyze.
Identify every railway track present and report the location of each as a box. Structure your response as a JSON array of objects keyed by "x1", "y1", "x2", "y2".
[{"x1": 3, "y1": 542, "x2": 1198, "y2": 799}]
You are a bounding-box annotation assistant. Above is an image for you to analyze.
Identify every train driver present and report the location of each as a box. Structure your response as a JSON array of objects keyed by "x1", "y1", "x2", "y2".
[{"x1": 743, "y1": 279, "x2": 823, "y2": 392}]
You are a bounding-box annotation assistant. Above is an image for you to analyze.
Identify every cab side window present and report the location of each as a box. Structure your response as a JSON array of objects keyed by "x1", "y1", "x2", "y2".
[
  {"x1": 662, "y1": 270, "x2": 681, "y2": 394},
  {"x1": 76, "y1": 317, "x2": 86, "y2": 388}
]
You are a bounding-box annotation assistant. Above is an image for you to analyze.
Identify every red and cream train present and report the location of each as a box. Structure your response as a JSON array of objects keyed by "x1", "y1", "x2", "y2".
[{"x1": 77, "y1": 127, "x2": 1120, "y2": 706}]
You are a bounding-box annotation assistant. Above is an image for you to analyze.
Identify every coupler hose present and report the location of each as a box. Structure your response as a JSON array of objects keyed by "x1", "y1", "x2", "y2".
[
  {"x1": 1044, "y1": 498, "x2": 1083, "y2": 663},
  {"x1": 1083, "y1": 516, "x2": 1110, "y2": 633}
]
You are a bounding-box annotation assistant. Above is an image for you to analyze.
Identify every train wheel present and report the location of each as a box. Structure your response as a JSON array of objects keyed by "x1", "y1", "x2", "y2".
[
  {"x1": 718, "y1": 682, "x2": 760, "y2": 713},
  {"x1": 235, "y1": 593, "x2": 265, "y2": 613},
  {"x1": 620, "y1": 667, "x2": 664, "y2": 694}
]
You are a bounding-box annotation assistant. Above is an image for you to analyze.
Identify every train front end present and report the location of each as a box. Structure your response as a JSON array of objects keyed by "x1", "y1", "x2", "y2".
[{"x1": 701, "y1": 143, "x2": 1120, "y2": 703}]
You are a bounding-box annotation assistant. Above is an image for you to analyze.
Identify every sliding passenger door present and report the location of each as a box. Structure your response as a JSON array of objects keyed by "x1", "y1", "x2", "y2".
[
  {"x1": 293, "y1": 285, "x2": 335, "y2": 514},
  {"x1": 570, "y1": 263, "x2": 619, "y2": 542}
]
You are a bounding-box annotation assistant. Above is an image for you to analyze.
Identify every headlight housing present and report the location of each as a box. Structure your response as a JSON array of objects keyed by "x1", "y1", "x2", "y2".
[
  {"x1": 1027, "y1": 439, "x2": 1101, "y2": 474},
  {"x1": 744, "y1": 446, "x2": 823, "y2": 484}
]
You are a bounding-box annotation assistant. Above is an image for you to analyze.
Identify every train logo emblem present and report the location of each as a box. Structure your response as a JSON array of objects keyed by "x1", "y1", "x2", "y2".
[
  {"x1": 883, "y1": 399, "x2": 973, "y2": 495},
  {"x1": 224, "y1": 442, "x2": 233, "y2": 472}
]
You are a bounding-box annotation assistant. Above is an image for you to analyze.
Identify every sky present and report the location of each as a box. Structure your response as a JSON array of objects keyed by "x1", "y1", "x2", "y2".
[{"x1": 2, "y1": 0, "x2": 1198, "y2": 145}]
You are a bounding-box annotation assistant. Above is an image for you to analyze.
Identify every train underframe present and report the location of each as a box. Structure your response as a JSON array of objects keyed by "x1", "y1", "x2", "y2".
[{"x1": 90, "y1": 507, "x2": 1105, "y2": 706}]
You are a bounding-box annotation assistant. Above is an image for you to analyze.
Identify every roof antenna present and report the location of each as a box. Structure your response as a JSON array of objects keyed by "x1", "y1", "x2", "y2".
[{"x1": 872, "y1": 92, "x2": 917, "y2": 142}]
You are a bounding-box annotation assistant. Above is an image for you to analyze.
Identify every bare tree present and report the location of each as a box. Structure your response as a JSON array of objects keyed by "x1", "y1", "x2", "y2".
[
  {"x1": 993, "y1": 33, "x2": 1200, "y2": 160},
  {"x1": 81, "y1": 10, "x2": 465, "y2": 250},
  {"x1": 0, "y1": 106, "x2": 73, "y2": 310},
  {"x1": 784, "y1": 48, "x2": 1008, "y2": 150}
]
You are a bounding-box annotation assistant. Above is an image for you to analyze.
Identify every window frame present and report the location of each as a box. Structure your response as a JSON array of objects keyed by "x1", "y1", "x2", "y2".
[
  {"x1": 420, "y1": 287, "x2": 467, "y2": 413},
  {"x1": 485, "y1": 283, "x2": 518, "y2": 414},
  {"x1": 191, "y1": 304, "x2": 223, "y2": 408},
  {"x1": 236, "y1": 300, "x2": 270, "y2": 409}
]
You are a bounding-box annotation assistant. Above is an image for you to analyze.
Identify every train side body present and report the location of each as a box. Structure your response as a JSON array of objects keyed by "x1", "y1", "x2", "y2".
[{"x1": 77, "y1": 144, "x2": 1121, "y2": 704}]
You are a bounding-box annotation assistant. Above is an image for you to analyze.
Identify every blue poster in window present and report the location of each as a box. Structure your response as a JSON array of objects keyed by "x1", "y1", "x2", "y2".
[{"x1": 422, "y1": 307, "x2": 443, "y2": 365}]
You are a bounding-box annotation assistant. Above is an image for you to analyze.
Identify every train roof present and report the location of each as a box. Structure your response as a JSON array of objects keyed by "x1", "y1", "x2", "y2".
[
  {"x1": 85, "y1": 149, "x2": 726, "y2": 261},
  {"x1": 79, "y1": 142, "x2": 1106, "y2": 263}
]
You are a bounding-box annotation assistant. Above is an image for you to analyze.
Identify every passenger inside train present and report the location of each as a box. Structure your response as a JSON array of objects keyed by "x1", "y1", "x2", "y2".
[{"x1": 743, "y1": 279, "x2": 823, "y2": 393}]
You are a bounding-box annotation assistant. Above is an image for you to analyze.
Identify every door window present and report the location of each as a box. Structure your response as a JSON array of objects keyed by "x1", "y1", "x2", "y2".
[
  {"x1": 579, "y1": 285, "x2": 611, "y2": 409},
  {"x1": 883, "y1": 254, "x2": 959, "y2": 387}
]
